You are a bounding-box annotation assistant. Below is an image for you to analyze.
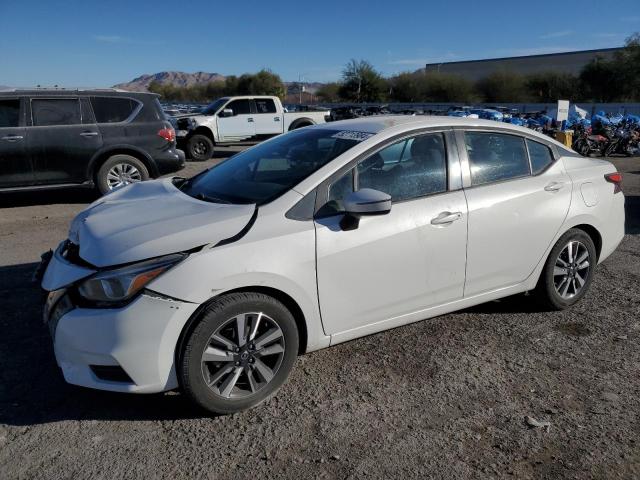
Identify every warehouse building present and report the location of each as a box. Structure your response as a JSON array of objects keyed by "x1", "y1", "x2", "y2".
[{"x1": 424, "y1": 48, "x2": 622, "y2": 80}]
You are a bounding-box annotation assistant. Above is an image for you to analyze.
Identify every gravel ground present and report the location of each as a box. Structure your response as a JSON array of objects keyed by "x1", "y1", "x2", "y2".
[{"x1": 0, "y1": 152, "x2": 638, "y2": 479}]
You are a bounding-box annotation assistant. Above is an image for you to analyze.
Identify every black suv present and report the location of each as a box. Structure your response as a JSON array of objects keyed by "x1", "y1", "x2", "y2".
[{"x1": 0, "y1": 89, "x2": 185, "y2": 195}]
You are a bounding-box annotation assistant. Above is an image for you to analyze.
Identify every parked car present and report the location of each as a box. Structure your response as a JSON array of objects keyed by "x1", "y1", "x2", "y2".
[
  {"x1": 39, "y1": 116, "x2": 624, "y2": 414},
  {"x1": 0, "y1": 89, "x2": 185, "y2": 195},
  {"x1": 171, "y1": 95, "x2": 330, "y2": 161}
]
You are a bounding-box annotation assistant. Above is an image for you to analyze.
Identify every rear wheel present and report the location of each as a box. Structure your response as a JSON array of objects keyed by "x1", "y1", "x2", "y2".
[
  {"x1": 187, "y1": 134, "x2": 214, "y2": 161},
  {"x1": 96, "y1": 154, "x2": 149, "y2": 195},
  {"x1": 534, "y1": 228, "x2": 597, "y2": 310},
  {"x1": 179, "y1": 292, "x2": 298, "y2": 414}
]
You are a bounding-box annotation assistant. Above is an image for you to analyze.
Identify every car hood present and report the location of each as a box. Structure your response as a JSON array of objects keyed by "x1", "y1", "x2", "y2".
[{"x1": 68, "y1": 178, "x2": 256, "y2": 268}]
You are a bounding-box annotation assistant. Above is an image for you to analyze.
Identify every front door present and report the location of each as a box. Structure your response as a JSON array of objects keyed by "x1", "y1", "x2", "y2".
[
  {"x1": 216, "y1": 99, "x2": 255, "y2": 142},
  {"x1": 460, "y1": 130, "x2": 572, "y2": 296},
  {"x1": 0, "y1": 97, "x2": 33, "y2": 188},
  {"x1": 315, "y1": 132, "x2": 468, "y2": 336},
  {"x1": 28, "y1": 97, "x2": 103, "y2": 185}
]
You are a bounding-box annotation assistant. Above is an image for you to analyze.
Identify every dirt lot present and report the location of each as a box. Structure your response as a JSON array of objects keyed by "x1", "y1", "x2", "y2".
[{"x1": 0, "y1": 151, "x2": 639, "y2": 479}]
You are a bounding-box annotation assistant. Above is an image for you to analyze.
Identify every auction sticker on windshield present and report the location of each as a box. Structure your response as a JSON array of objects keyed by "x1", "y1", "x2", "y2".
[{"x1": 330, "y1": 131, "x2": 375, "y2": 142}]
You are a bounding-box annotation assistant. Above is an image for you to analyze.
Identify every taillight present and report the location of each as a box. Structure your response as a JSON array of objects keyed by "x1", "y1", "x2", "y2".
[
  {"x1": 158, "y1": 127, "x2": 175, "y2": 142},
  {"x1": 604, "y1": 172, "x2": 623, "y2": 193}
]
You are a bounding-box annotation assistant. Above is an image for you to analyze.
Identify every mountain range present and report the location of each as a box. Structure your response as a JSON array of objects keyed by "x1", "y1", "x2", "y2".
[
  {"x1": 113, "y1": 71, "x2": 227, "y2": 92},
  {"x1": 113, "y1": 71, "x2": 324, "y2": 94}
]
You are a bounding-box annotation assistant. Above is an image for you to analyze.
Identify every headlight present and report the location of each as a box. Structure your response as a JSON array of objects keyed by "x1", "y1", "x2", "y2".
[{"x1": 77, "y1": 254, "x2": 185, "y2": 304}]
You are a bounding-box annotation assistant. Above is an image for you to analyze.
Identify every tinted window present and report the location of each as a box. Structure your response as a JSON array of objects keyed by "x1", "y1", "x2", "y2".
[
  {"x1": 465, "y1": 132, "x2": 529, "y2": 186},
  {"x1": 527, "y1": 139, "x2": 554, "y2": 174},
  {"x1": 0, "y1": 99, "x2": 20, "y2": 128},
  {"x1": 358, "y1": 133, "x2": 447, "y2": 201},
  {"x1": 328, "y1": 169, "x2": 353, "y2": 204},
  {"x1": 180, "y1": 128, "x2": 368, "y2": 205},
  {"x1": 255, "y1": 98, "x2": 277, "y2": 114},
  {"x1": 225, "y1": 99, "x2": 251, "y2": 115},
  {"x1": 91, "y1": 97, "x2": 138, "y2": 123},
  {"x1": 32, "y1": 99, "x2": 81, "y2": 126}
]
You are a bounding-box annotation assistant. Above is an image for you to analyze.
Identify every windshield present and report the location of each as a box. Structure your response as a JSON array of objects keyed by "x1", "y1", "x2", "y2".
[
  {"x1": 180, "y1": 128, "x2": 374, "y2": 205},
  {"x1": 200, "y1": 98, "x2": 228, "y2": 115}
]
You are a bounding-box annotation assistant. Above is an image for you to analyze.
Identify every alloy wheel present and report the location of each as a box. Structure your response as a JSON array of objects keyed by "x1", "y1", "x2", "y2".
[
  {"x1": 106, "y1": 163, "x2": 142, "y2": 190},
  {"x1": 553, "y1": 240, "x2": 590, "y2": 299},
  {"x1": 201, "y1": 312, "x2": 285, "y2": 399}
]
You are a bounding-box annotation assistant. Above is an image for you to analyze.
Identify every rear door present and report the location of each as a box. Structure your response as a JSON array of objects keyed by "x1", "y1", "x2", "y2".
[
  {"x1": 216, "y1": 99, "x2": 255, "y2": 142},
  {"x1": 458, "y1": 129, "x2": 571, "y2": 296},
  {"x1": 0, "y1": 97, "x2": 33, "y2": 188},
  {"x1": 27, "y1": 97, "x2": 103, "y2": 185},
  {"x1": 252, "y1": 98, "x2": 282, "y2": 137}
]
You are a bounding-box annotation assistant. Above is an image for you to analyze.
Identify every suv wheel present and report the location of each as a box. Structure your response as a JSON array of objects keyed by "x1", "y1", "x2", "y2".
[
  {"x1": 96, "y1": 154, "x2": 149, "y2": 195},
  {"x1": 179, "y1": 292, "x2": 299, "y2": 415},
  {"x1": 535, "y1": 228, "x2": 597, "y2": 310},
  {"x1": 187, "y1": 134, "x2": 214, "y2": 161}
]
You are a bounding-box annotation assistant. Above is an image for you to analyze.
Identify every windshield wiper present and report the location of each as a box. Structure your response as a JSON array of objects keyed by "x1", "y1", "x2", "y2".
[{"x1": 195, "y1": 192, "x2": 232, "y2": 204}]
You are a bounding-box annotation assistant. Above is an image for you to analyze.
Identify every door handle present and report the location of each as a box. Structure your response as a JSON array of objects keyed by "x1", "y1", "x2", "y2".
[
  {"x1": 544, "y1": 181, "x2": 565, "y2": 192},
  {"x1": 274, "y1": 116, "x2": 280, "y2": 121},
  {"x1": 247, "y1": 118, "x2": 254, "y2": 123},
  {"x1": 1, "y1": 135, "x2": 24, "y2": 142},
  {"x1": 431, "y1": 211, "x2": 462, "y2": 225},
  {"x1": 80, "y1": 131, "x2": 98, "y2": 137}
]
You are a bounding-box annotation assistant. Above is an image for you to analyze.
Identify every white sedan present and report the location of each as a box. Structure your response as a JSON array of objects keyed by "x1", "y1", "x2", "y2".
[{"x1": 40, "y1": 116, "x2": 625, "y2": 414}]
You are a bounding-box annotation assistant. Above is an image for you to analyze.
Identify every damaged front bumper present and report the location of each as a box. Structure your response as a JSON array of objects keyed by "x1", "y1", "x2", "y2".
[{"x1": 40, "y1": 241, "x2": 199, "y2": 393}]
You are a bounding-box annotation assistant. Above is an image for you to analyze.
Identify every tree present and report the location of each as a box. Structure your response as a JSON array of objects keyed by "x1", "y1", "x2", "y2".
[
  {"x1": 316, "y1": 82, "x2": 341, "y2": 102},
  {"x1": 526, "y1": 72, "x2": 580, "y2": 102},
  {"x1": 236, "y1": 69, "x2": 284, "y2": 98},
  {"x1": 611, "y1": 32, "x2": 640, "y2": 101},
  {"x1": 388, "y1": 72, "x2": 422, "y2": 102},
  {"x1": 476, "y1": 71, "x2": 529, "y2": 102},
  {"x1": 579, "y1": 56, "x2": 622, "y2": 102},
  {"x1": 339, "y1": 59, "x2": 387, "y2": 102}
]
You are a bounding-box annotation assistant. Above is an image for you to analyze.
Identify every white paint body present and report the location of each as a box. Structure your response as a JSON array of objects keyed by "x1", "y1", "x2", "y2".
[
  {"x1": 178, "y1": 95, "x2": 328, "y2": 144},
  {"x1": 41, "y1": 116, "x2": 625, "y2": 393}
]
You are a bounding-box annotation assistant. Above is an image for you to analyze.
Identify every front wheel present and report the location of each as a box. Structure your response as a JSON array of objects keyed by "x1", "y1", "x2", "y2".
[
  {"x1": 187, "y1": 134, "x2": 214, "y2": 161},
  {"x1": 179, "y1": 292, "x2": 299, "y2": 414},
  {"x1": 534, "y1": 228, "x2": 597, "y2": 310}
]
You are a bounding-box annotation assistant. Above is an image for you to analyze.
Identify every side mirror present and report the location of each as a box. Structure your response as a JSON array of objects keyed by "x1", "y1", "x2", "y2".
[
  {"x1": 341, "y1": 188, "x2": 391, "y2": 230},
  {"x1": 220, "y1": 108, "x2": 234, "y2": 118}
]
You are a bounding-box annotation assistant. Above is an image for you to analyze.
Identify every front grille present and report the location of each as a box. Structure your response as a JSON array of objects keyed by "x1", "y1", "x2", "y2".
[{"x1": 90, "y1": 365, "x2": 134, "y2": 383}]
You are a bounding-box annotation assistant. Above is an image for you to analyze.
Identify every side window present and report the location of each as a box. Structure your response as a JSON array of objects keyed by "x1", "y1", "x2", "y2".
[
  {"x1": 225, "y1": 99, "x2": 251, "y2": 115},
  {"x1": 0, "y1": 99, "x2": 20, "y2": 128},
  {"x1": 325, "y1": 133, "x2": 448, "y2": 209},
  {"x1": 90, "y1": 97, "x2": 138, "y2": 123},
  {"x1": 465, "y1": 132, "x2": 530, "y2": 186},
  {"x1": 328, "y1": 169, "x2": 353, "y2": 203},
  {"x1": 255, "y1": 98, "x2": 276, "y2": 114},
  {"x1": 526, "y1": 139, "x2": 554, "y2": 174},
  {"x1": 359, "y1": 133, "x2": 447, "y2": 201},
  {"x1": 32, "y1": 99, "x2": 81, "y2": 126}
]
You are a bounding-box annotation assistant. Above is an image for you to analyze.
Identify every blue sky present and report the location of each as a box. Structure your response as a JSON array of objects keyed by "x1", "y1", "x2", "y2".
[{"x1": 1, "y1": 0, "x2": 638, "y2": 87}]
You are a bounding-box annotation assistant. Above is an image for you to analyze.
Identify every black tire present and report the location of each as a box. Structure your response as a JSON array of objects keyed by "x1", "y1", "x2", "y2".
[
  {"x1": 534, "y1": 228, "x2": 597, "y2": 310},
  {"x1": 96, "y1": 154, "x2": 149, "y2": 195},
  {"x1": 187, "y1": 134, "x2": 214, "y2": 161},
  {"x1": 179, "y1": 292, "x2": 299, "y2": 415},
  {"x1": 289, "y1": 121, "x2": 313, "y2": 131}
]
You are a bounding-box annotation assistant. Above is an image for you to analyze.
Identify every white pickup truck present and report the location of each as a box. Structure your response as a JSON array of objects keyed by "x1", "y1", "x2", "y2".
[{"x1": 172, "y1": 95, "x2": 330, "y2": 160}]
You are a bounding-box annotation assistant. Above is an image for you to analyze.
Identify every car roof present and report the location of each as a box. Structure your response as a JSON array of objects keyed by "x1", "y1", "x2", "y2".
[
  {"x1": 0, "y1": 88, "x2": 157, "y2": 98},
  {"x1": 315, "y1": 115, "x2": 569, "y2": 151}
]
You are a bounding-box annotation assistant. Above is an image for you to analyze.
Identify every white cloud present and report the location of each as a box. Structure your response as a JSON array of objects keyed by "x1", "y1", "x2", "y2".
[
  {"x1": 388, "y1": 53, "x2": 459, "y2": 66},
  {"x1": 92, "y1": 35, "x2": 128, "y2": 43},
  {"x1": 540, "y1": 30, "x2": 573, "y2": 39}
]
